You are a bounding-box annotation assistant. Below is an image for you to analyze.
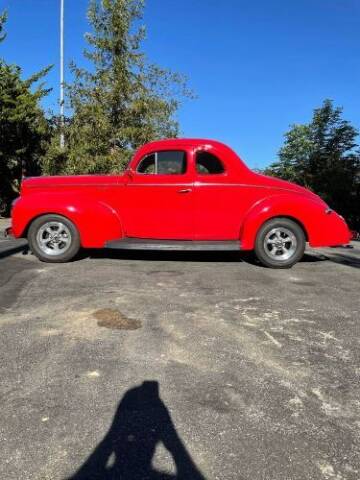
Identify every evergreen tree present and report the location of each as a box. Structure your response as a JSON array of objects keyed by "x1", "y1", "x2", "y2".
[
  {"x1": 45, "y1": 0, "x2": 193, "y2": 175},
  {"x1": 0, "y1": 12, "x2": 51, "y2": 215},
  {"x1": 265, "y1": 100, "x2": 360, "y2": 229}
]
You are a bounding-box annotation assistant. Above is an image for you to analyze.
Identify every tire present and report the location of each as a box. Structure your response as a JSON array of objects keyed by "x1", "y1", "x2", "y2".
[
  {"x1": 254, "y1": 217, "x2": 305, "y2": 268},
  {"x1": 28, "y1": 214, "x2": 80, "y2": 263}
]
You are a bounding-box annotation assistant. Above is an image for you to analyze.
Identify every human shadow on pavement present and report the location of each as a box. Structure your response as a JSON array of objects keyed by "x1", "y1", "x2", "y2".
[{"x1": 67, "y1": 381, "x2": 206, "y2": 480}]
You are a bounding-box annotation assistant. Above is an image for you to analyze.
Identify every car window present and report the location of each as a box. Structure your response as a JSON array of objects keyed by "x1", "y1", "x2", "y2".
[
  {"x1": 137, "y1": 153, "x2": 156, "y2": 174},
  {"x1": 137, "y1": 151, "x2": 186, "y2": 175},
  {"x1": 196, "y1": 151, "x2": 225, "y2": 174}
]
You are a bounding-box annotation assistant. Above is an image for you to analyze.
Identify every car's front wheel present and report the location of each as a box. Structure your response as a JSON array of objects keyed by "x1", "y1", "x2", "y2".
[
  {"x1": 28, "y1": 214, "x2": 80, "y2": 263},
  {"x1": 254, "y1": 217, "x2": 305, "y2": 268}
]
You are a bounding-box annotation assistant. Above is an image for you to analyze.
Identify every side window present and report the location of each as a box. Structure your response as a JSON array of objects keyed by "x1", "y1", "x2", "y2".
[
  {"x1": 137, "y1": 153, "x2": 156, "y2": 174},
  {"x1": 157, "y1": 151, "x2": 186, "y2": 174},
  {"x1": 196, "y1": 151, "x2": 225, "y2": 174},
  {"x1": 137, "y1": 151, "x2": 186, "y2": 175}
]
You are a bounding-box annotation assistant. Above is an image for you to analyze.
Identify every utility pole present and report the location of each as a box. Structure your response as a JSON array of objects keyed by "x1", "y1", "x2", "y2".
[{"x1": 60, "y1": 0, "x2": 65, "y2": 148}]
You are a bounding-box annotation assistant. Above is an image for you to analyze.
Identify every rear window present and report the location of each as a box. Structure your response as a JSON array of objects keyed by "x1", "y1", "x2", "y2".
[{"x1": 196, "y1": 151, "x2": 225, "y2": 174}]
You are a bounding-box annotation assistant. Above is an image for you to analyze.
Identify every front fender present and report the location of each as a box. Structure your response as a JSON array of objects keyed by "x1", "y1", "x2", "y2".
[
  {"x1": 12, "y1": 192, "x2": 123, "y2": 248},
  {"x1": 239, "y1": 193, "x2": 350, "y2": 249}
]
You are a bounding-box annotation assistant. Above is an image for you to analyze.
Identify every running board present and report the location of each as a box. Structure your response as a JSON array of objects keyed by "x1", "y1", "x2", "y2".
[{"x1": 105, "y1": 238, "x2": 241, "y2": 251}]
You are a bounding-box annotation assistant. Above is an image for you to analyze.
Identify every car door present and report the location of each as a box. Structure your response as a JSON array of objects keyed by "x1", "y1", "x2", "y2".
[
  {"x1": 193, "y1": 148, "x2": 244, "y2": 240},
  {"x1": 121, "y1": 149, "x2": 195, "y2": 239}
]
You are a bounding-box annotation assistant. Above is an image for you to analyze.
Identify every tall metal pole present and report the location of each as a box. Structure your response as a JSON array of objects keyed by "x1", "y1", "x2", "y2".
[{"x1": 60, "y1": 0, "x2": 65, "y2": 148}]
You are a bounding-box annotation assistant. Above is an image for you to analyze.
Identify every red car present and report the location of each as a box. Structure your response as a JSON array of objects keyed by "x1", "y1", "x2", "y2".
[{"x1": 8, "y1": 139, "x2": 351, "y2": 268}]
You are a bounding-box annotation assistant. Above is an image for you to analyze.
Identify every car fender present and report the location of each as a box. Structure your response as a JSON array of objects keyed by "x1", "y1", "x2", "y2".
[
  {"x1": 12, "y1": 192, "x2": 123, "y2": 248},
  {"x1": 239, "y1": 193, "x2": 328, "y2": 250}
]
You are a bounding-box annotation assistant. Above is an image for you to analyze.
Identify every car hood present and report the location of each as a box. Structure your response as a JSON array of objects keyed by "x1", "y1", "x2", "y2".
[{"x1": 21, "y1": 174, "x2": 127, "y2": 193}]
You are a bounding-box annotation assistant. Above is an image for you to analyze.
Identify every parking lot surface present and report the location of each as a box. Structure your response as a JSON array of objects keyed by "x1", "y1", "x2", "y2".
[{"x1": 0, "y1": 222, "x2": 359, "y2": 479}]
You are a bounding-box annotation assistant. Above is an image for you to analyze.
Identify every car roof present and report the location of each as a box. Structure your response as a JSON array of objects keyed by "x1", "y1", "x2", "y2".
[{"x1": 140, "y1": 138, "x2": 229, "y2": 149}]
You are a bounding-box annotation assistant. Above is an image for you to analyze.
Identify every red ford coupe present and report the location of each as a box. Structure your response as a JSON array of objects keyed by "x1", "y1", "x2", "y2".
[{"x1": 8, "y1": 139, "x2": 351, "y2": 268}]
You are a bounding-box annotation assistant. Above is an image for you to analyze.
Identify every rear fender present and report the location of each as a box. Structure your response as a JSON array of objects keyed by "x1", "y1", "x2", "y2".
[
  {"x1": 12, "y1": 193, "x2": 123, "y2": 248},
  {"x1": 240, "y1": 194, "x2": 328, "y2": 250}
]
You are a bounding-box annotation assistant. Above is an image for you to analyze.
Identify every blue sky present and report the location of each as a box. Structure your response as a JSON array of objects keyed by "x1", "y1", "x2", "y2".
[{"x1": 1, "y1": 0, "x2": 359, "y2": 168}]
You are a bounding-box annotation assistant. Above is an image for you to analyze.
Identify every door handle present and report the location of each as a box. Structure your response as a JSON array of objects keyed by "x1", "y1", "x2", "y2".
[{"x1": 177, "y1": 188, "x2": 192, "y2": 194}]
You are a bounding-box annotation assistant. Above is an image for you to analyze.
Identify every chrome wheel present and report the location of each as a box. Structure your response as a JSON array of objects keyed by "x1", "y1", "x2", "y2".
[
  {"x1": 36, "y1": 221, "x2": 72, "y2": 256},
  {"x1": 263, "y1": 227, "x2": 297, "y2": 261}
]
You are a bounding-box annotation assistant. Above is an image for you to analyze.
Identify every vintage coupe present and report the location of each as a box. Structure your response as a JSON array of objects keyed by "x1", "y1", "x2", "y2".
[{"x1": 8, "y1": 139, "x2": 350, "y2": 268}]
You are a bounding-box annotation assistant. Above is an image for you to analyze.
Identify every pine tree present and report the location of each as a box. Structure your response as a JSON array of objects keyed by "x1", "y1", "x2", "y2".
[
  {"x1": 0, "y1": 12, "x2": 52, "y2": 215},
  {"x1": 46, "y1": 0, "x2": 194, "y2": 175},
  {"x1": 265, "y1": 100, "x2": 360, "y2": 229}
]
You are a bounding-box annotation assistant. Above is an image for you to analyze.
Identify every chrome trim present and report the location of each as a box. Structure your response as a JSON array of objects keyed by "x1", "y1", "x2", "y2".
[
  {"x1": 264, "y1": 227, "x2": 297, "y2": 261},
  {"x1": 36, "y1": 221, "x2": 72, "y2": 256},
  {"x1": 177, "y1": 189, "x2": 192, "y2": 194}
]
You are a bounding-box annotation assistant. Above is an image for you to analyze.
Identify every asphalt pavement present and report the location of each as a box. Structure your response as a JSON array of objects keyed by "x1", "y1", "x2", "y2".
[{"x1": 0, "y1": 218, "x2": 359, "y2": 480}]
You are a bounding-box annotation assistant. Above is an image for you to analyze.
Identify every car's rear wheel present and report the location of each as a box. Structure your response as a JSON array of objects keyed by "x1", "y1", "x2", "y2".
[
  {"x1": 254, "y1": 218, "x2": 305, "y2": 268},
  {"x1": 28, "y1": 214, "x2": 80, "y2": 263}
]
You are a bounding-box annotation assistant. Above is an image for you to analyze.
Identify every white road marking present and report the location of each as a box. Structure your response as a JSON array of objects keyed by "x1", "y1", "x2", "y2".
[
  {"x1": 264, "y1": 331, "x2": 282, "y2": 348},
  {"x1": 318, "y1": 331, "x2": 339, "y2": 342},
  {"x1": 86, "y1": 370, "x2": 100, "y2": 378}
]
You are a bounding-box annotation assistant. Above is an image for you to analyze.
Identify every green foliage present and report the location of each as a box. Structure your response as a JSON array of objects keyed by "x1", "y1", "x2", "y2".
[
  {"x1": 41, "y1": 116, "x2": 70, "y2": 175},
  {"x1": 265, "y1": 100, "x2": 360, "y2": 229},
  {"x1": 0, "y1": 12, "x2": 52, "y2": 215},
  {"x1": 44, "y1": 0, "x2": 194, "y2": 175},
  {"x1": 0, "y1": 10, "x2": 7, "y2": 43}
]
